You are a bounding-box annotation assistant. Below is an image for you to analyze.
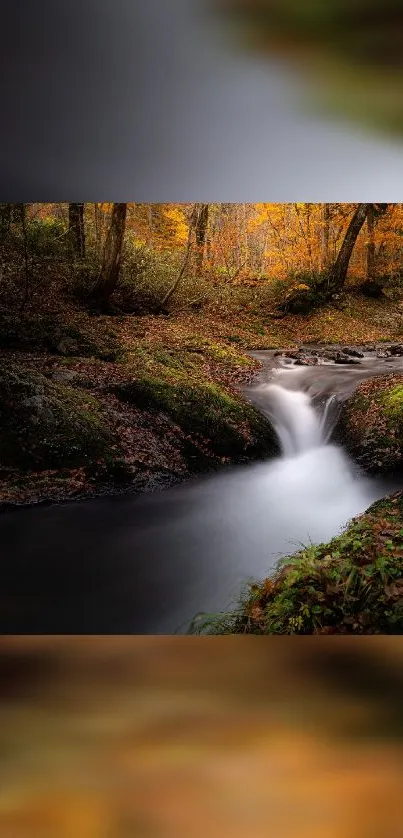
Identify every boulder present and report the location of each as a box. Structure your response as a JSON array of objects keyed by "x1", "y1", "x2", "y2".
[
  {"x1": 0, "y1": 364, "x2": 112, "y2": 469},
  {"x1": 295, "y1": 357, "x2": 318, "y2": 366},
  {"x1": 334, "y1": 353, "x2": 361, "y2": 365},
  {"x1": 342, "y1": 347, "x2": 364, "y2": 358}
]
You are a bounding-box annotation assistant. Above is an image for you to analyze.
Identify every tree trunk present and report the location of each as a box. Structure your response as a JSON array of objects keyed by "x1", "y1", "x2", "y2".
[
  {"x1": 366, "y1": 205, "x2": 376, "y2": 281},
  {"x1": 321, "y1": 203, "x2": 331, "y2": 272},
  {"x1": 68, "y1": 203, "x2": 85, "y2": 258},
  {"x1": 194, "y1": 204, "x2": 209, "y2": 272},
  {"x1": 91, "y1": 203, "x2": 127, "y2": 306},
  {"x1": 160, "y1": 206, "x2": 196, "y2": 309},
  {"x1": 328, "y1": 203, "x2": 371, "y2": 291}
]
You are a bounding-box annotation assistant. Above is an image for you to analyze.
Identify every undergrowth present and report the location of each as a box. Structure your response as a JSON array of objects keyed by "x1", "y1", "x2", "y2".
[{"x1": 189, "y1": 493, "x2": 403, "y2": 635}]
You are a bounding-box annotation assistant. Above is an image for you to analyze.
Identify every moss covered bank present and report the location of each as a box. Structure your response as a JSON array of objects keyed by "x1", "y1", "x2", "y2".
[
  {"x1": 191, "y1": 492, "x2": 403, "y2": 635},
  {"x1": 334, "y1": 374, "x2": 403, "y2": 474},
  {"x1": 0, "y1": 326, "x2": 279, "y2": 510}
]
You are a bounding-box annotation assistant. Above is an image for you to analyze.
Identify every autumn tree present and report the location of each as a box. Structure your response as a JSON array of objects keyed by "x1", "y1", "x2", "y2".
[
  {"x1": 321, "y1": 204, "x2": 331, "y2": 271},
  {"x1": 160, "y1": 204, "x2": 198, "y2": 309},
  {"x1": 326, "y1": 203, "x2": 389, "y2": 292},
  {"x1": 194, "y1": 204, "x2": 209, "y2": 272},
  {"x1": 365, "y1": 204, "x2": 389, "y2": 285},
  {"x1": 91, "y1": 203, "x2": 127, "y2": 307},
  {"x1": 68, "y1": 203, "x2": 85, "y2": 258},
  {"x1": 327, "y1": 204, "x2": 372, "y2": 291}
]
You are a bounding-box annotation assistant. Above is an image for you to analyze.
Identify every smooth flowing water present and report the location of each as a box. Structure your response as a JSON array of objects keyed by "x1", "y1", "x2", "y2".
[{"x1": 0, "y1": 349, "x2": 402, "y2": 633}]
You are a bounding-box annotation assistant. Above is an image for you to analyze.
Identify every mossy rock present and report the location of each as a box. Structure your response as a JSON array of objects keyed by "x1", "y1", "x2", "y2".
[
  {"x1": 334, "y1": 374, "x2": 403, "y2": 474},
  {"x1": 191, "y1": 492, "x2": 403, "y2": 635},
  {"x1": 0, "y1": 364, "x2": 114, "y2": 470},
  {"x1": 112, "y1": 376, "x2": 279, "y2": 462}
]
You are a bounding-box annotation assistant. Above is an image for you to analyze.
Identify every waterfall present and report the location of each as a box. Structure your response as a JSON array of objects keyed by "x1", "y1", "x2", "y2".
[{"x1": 260, "y1": 384, "x2": 324, "y2": 456}]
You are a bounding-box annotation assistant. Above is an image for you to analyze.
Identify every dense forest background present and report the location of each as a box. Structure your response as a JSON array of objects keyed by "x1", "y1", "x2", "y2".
[{"x1": 1, "y1": 202, "x2": 403, "y2": 319}]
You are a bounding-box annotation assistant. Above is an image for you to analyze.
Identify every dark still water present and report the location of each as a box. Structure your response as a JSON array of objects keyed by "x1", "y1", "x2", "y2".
[{"x1": 1, "y1": 350, "x2": 402, "y2": 633}]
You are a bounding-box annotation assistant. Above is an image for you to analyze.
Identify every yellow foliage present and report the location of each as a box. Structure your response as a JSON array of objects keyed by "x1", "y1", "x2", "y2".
[{"x1": 163, "y1": 206, "x2": 189, "y2": 245}]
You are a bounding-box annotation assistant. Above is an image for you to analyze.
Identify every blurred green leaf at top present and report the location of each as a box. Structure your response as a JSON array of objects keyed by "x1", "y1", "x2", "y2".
[{"x1": 214, "y1": 0, "x2": 403, "y2": 139}]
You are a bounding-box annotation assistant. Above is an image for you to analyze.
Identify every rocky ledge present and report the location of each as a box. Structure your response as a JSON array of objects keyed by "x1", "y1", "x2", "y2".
[
  {"x1": 333, "y1": 373, "x2": 403, "y2": 475},
  {"x1": 274, "y1": 343, "x2": 403, "y2": 366}
]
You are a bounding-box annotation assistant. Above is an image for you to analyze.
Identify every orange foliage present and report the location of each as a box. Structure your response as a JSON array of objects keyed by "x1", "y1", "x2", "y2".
[{"x1": 26, "y1": 203, "x2": 403, "y2": 285}]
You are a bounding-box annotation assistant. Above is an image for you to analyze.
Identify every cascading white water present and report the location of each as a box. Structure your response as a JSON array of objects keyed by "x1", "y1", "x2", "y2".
[
  {"x1": 319, "y1": 393, "x2": 339, "y2": 444},
  {"x1": 263, "y1": 383, "x2": 323, "y2": 455},
  {"x1": 238, "y1": 378, "x2": 393, "y2": 559}
]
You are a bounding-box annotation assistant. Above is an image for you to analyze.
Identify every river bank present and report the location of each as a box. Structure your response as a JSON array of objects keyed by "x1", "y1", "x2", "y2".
[
  {"x1": 1, "y1": 292, "x2": 402, "y2": 512},
  {"x1": 2, "y1": 336, "x2": 403, "y2": 633}
]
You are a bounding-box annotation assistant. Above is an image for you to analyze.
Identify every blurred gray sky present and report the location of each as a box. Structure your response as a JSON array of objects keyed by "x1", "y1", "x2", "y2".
[{"x1": 2, "y1": 0, "x2": 403, "y2": 199}]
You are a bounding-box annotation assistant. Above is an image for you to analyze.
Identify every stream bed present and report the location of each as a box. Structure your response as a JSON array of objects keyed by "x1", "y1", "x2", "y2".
[{"x1": 0, "y1": 346, "x2": 402, "y2": 633}]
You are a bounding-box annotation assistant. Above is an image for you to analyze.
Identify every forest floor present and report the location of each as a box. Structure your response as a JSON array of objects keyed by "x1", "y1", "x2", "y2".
[{"x1": 0, "y1": 290, "x2": 402, "y2": 510}]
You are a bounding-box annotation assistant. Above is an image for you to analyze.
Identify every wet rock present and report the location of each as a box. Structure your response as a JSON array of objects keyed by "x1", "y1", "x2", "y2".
[
  {"x1": 295, "y1": 357, "x2": 318, "y2": 366},
  {"x1": 363, "y1": 345, "x2": 376, "y2": 352},
  {"x1": 388, "y1": 344, "x2": 403, "y2": 356},
  {"x1": 342, "y1": 347, "x2": 364, "y2": 358},
  {"x1": 334, "y1": 353, "x2": 361, "y2": 365},
  {"x1": 376, "y1": 349, "x2": 391, "y2": 358}
]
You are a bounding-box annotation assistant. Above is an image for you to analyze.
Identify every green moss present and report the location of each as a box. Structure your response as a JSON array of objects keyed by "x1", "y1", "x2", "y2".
[
  {"x1": 113, "y1": 376, "x2": 278, "y2": 461},
  {"x1": 381, "y1": 384, "x2": 403, "y2": 419},
  {"x1": 0, "y1": 364, "x2": 115, "y2": 470},
  {"x1": 201, "y1": 340, "x2": 252, "y2": 366},
  {"x1": 334, "y1": 374, "x2": 403, "y2": 474},
  {"x1": 190, "y1": 493, "x2": 403, "y2": 635}
]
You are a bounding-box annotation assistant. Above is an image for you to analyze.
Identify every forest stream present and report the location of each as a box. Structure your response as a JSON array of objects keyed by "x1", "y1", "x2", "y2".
[{"x1": 1, "y1": 347, "x2": 402, "y2": 634}]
